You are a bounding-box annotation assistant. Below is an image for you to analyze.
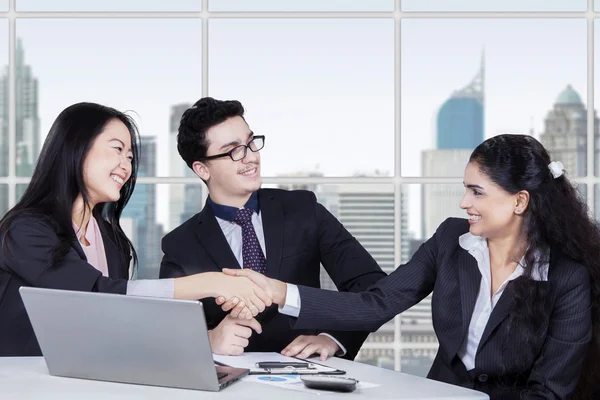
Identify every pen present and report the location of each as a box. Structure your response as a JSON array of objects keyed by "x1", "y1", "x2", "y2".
[{"x1": 256, "y1": 361, "x2": 312, "y2": 369}]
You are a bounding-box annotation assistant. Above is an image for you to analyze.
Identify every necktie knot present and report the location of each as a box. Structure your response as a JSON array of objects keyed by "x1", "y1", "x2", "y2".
[{"x1": 234, "y1": 208, "x2": 254, "y2": 226}]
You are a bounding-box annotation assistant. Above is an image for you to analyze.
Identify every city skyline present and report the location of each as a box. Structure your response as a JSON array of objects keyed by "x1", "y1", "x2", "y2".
[{"x1": 0, "y1": 31, "x2": 594, "y2": 239}]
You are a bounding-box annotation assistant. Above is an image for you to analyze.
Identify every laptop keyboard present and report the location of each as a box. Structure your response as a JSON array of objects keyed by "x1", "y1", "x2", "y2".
[{"x1": 217, "y1": 372, "x2": 228, "y2": 380}]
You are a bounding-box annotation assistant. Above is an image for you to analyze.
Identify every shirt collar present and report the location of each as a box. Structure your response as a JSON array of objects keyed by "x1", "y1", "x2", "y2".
[
  {"x1": 208, "y1": 192, "x2": 259, "y2": 222},
  {"x1": 458, "y1": 232, "x2": 548, "y2": 282}
]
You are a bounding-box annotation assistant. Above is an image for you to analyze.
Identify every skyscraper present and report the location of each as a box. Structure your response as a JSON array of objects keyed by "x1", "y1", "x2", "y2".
[
  {"x1": 169, "y1": 103, "x2": 191, "y2": 231},
  {"x1": 168, "y1": 103, "x2": 205, "y2": 226},
  {"x1": 421, "y1": 54, "x2": 485, "y2": 238},
  {"x1": 540, "y1": 85, "x2": 599, "y2": 178},
  {"x1": 436, "y1": 52, "x2": 484, "y2": 150},
  {"x1": 0, "y1": 39, "x2": 40, "y2": 212},
  {"x1": 122, "y1": 136, "x2": 162, "y2": 278}
]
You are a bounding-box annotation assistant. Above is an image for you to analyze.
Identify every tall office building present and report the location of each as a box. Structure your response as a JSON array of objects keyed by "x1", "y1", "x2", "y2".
[
  {"x1": 0, "y1": 39, "x2": 40, "y2": 212},
  {"x1": 122, "y1": 136, "x2": 162, "y2": 278},
  {"x1": 168, "y1": 103, "x2": 191, "y2": 231},
  {"x1": 167, "y1": 102, "x2": 204, "y2": 227},
  {"x1": 422, "y1": 54, "x2": 485, "y2": 239},
  {"x1": 420, "y1": 149, "x2": 472, "y2": 238},
  {"x1": 436, "y1": 52, "x2": 484, "y2": 150},
  {"x1": 540, "y1": 85, "x2": 599, "y2": 178}
]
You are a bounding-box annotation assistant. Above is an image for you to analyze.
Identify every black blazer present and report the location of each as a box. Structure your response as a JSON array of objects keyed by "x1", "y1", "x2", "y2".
[
  {"x1": 160, "y1": 188, "x2": 387, "y2": 360},
  {"x1": 292, "y1": 218, "x2": 593, "y2": 399},
  {"x1": 0, "y1": 212, "x2": 129, "y2": 356}
]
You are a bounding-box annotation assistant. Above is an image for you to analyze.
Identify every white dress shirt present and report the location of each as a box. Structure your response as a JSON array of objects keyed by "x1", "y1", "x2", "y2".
[
  {"x1": 456, "y1": 233, "x2": 548, "y2": 370},
  {"x1": 214, "y1": 210, "x2": 346, "y2": 356}
]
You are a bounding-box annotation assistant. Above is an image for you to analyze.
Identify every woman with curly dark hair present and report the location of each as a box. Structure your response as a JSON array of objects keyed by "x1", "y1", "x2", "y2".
[{"x1": 225, "y1": 134, "x2": 600, "y2": 399}]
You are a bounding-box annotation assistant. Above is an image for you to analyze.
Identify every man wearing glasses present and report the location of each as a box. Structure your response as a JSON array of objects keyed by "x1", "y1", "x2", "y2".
[{"x1": 160, "y1": 97, "x2": 386, "y2": 360}]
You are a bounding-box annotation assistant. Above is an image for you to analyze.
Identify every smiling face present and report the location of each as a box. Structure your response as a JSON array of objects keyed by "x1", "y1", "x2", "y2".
[
  {"x1": 195, "y1": 116, "x2": 261, "y2": 206},
  {"x1": 459, "y1": 161, "x2": 525, "y2": 240},
  {"x1": 82, "y1": 119, "x2": 133, "y2": 206}
]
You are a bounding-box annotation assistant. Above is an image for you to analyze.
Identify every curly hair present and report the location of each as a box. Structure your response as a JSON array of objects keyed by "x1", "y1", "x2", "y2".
[{"x1": 469, "y1": 134, "x2": 600, "y2": 397}]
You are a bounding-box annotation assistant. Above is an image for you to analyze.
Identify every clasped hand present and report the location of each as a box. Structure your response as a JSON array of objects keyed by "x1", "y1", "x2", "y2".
[
  {"x1": 216, "y1": 269, "x2": 277, "y2": 318},
  {"x1": 214, "y1": 273, "x2": 273, "y2": 319}
]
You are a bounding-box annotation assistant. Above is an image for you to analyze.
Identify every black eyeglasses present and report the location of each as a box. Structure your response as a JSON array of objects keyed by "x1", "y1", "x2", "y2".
[{"x1": 201, "y1": 135, "x2": 265, "y2": 162}]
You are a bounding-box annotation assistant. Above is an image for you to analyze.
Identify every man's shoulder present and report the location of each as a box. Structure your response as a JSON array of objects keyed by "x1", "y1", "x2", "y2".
[
  {"x1": 163, "y1": 212, "x2": 201, "y2": 244},
  {"x1": 259, "y1": 188, "x2": 316, "y2": 205}
]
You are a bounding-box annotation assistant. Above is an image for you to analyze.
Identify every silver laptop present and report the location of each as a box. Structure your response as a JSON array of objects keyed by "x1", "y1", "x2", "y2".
[{"x1": 19, "y1": 286, "x2": 248, "y2": 391}]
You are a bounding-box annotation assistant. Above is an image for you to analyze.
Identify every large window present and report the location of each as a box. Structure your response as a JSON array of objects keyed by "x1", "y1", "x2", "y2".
[{"x1": 1, "y1": 1, "x2": 598, "y2": 376}]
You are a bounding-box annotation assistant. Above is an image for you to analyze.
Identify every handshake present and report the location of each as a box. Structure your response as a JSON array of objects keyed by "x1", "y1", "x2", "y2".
[{"x1": 212, "y1": 269, "x2": 287, "y2": 320}]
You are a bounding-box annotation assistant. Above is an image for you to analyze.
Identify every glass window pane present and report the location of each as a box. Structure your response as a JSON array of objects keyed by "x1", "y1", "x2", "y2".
[
  {"x1": 16, "y1": 19, "x2": 202, "y2": 178},
  {"x1": 0, "y1": 184, "x2": 7, "y2": 216},
  {"x1": 0, "y1": 19, "x2": 7, "y2": 177},
  {"x1": 17, "y1": 0, "x2": 202, "y2": 12},
  {"x1": 210, "y1": 19, "x2": 394, "y2": 177},
  {"x1": 267, "y1": 182, "x2": 397, "y2": 368},
  {"x1": 402, "y1": 19, "x2": 587, "y2": 177},
  {"x1": 210, "y1": 0, "x2": 393, "y2": 12},
  {"x1": 124, "y1": 183, "x2": 166, "y2": 279},
  {"x1": 402, "y1": 0, "x2": 585, "y2": 12},
  {"x1": 0, "y1": 1, "x2": 7, "y2": 11}
]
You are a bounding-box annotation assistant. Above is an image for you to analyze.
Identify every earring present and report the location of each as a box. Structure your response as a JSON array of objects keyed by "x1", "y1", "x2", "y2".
[{"x1": 516, "y1": 208, "x2": 521, "y2": 213}]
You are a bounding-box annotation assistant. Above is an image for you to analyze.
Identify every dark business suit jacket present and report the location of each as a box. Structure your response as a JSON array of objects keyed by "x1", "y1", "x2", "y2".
[
  {"x1": 160, "y1": 188, "x2": 387, "y2": 360},
  {"x1": 0, "y1": 212, "x2": 130, "y2": 356},
  {"x1": 292, "y1": 218, "x2": 593, "y2": 399}
]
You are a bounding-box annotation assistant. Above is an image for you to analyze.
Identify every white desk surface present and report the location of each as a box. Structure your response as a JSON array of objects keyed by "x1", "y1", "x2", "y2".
[{"x1": 0, "y1": 354, "x2": 489, "y2": 399}]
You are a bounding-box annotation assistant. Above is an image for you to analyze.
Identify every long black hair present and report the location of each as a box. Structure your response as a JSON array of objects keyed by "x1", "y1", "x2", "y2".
[
  {"x1": 470, "y1": 134, "x2": 600, "y2": 397},
  {"x1": 0, "y1": 102, "x2": 139, "y2": 272}
]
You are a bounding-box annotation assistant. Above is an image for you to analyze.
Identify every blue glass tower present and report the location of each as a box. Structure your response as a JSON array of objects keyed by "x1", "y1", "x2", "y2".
[{"x1": 436, "y1": 54, "x2": 484, "y2": 149}]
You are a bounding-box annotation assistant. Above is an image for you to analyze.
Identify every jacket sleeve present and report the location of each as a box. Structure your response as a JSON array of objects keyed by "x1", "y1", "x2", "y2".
[
  {"x1": 1, "y1": 215, "x2": 126, "y2": 294},
  {"x1": 292, "y1": 217, "x2": 446, "y2": 333}
]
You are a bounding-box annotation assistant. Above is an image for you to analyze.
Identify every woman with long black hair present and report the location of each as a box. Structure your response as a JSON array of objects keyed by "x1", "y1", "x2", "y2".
[{"x1": 0, "y1": 102, "x2": 270, "y2": 357}]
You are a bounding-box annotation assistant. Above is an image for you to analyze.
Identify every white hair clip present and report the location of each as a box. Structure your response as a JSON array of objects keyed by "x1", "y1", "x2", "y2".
[{"x1": 548, "y1": 161, "x2": 564, "y2": 179}]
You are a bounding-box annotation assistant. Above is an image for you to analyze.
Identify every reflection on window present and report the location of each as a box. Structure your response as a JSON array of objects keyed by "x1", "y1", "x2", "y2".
[
  {"x1": 210, "y1": 19, "x2": 393, "y2": 177},
  {"x1": 401, "y1": 19, "x2": 587, "y2": 177},
  {"x1": 210, "y1": 0, "x2": 393, "y2": 12},
  {"x1": 402, "y1": 0, "x2": 585, "y2": 12},
  {"x1": 17, "y1": 0, "x2": 202, "y2": 12}
]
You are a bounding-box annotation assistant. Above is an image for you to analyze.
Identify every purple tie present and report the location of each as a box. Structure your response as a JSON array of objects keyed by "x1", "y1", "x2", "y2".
[{"x1": 234, "y1": 208, "x2": 267, "y2": 274}]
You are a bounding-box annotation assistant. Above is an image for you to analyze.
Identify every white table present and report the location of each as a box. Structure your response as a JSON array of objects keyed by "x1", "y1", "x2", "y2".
[{"x1": 0, "y1": 355, "x2": 489, "y2": 399}]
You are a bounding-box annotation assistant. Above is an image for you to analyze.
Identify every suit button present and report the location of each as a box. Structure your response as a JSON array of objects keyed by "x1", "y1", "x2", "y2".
[{"x1": 478, "y1": 374, "x2": 488, "y2": 382}]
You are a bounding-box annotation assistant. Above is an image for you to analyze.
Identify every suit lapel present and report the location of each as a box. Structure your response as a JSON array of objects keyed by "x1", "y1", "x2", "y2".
[
  {"x1": 456, "y1": 248, "x2": 481, "y2": 351},
  {"x1": 195, "y1": 202, "x2": 241, "y2": 270},
  {"x1": 258, "y1": 190, "x2": 283, "y2": 280},
  {"x1": 71, "y1": 237, "x2": 86, "y2": 260},
  {"x1": 477, "y1": 283, "x2": 514, "y2": 351}
]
